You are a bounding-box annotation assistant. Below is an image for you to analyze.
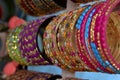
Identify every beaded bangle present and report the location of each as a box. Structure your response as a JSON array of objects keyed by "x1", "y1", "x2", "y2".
[
  {"x1": 6, "y1": 25, "x2": 28, "y2": 65},
  {"x1": 18, "y1": 17, "x2": 53, "y2": 65},
  {"x1": 17, "y1": 0, "x2": 65, "y2": 16}
]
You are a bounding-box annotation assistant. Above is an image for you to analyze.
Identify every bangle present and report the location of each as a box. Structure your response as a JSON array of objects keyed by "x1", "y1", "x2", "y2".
[
  {"x1": 6, "y1": 25, "x2": 28, "y2": 65},
  {"x1": 17, "y1": 0, "x2": 35, "y2": 15},
  {"x1": 17, "y1": 0, "x2": 65, "y2": 16},
  {"x1": 99, "y1": 0, "x2": 120, "y2": 73},
  {"x1": 76, "y1": 5, "x2": 98, "y2": 71},
  {"x1": 89, "y1": 1, "x2": 116, "y2": 73},
  {"x1": 81, "y1": 2, "x2": 113, "y2": 73},
  {"x1": 63, "y1": 77, "x2": 84, "y2": 80},
  {"x1": 90, "y1": 0, "x2": 120, "y2": 73},
  {"x1": 43, "y1": 13, "x2": 68, "y2": 68},
  {"x1": 71, "y1": 0, "x2": 97, "y2": 3},
  {"x1": 6, "y1": 70, "x2": 37, "y2": 80},
  {"x1": 6, "y1": 70, "x2": 53, "y2": 80},
  {"x1": 57, "y1": 7, "x2": 91, "y2": 71},
  {"x1": 18, "y1": 17, "x2": 54, "y2": 65}
]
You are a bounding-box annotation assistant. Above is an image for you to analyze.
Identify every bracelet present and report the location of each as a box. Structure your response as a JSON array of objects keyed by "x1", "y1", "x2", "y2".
[
  {"x1": 76, "y1": 5, "x2": 98, "y2": 71},
  {"x1": 18, "y1": 17, "x2": 54, "y2": 65},
  {"x1": 6, "y1": 25, "x2": 28, "y2": 65},
  {"x1": 82, "y1": 2, "x2": 113, "y2": 73},
  {"x1": 57, "y1": 7, "x2": 91, "y2": 71},
  {"x1": 90, "y1": 0, "x2": 120, "y2": 73},
  {"x1": 6, "y1": 70, "x2": 53, "y2": 80},
  {"x1": 89, "y1": 1, "x2": 116, "y2": 73},
  {"x1": 99, "y1": 0, "x2": 120, "y2": 73},
  {"x1": 6, "y1": 70, "x2": 37, "y2": 80},
  {"x1": 71, "y1": 0, "x2": 97, "y2": 3},
  {"x1": 43, "y1": 13, "x2": 68, "y2": 68},
  {"x1": 17, "y1": 0, "x2": 65, "y2": 16}
]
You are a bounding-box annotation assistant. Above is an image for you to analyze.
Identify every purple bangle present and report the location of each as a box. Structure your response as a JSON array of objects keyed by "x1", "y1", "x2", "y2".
[{"x1": 18, "y1": 17, "x2": 52, "y2": 65}]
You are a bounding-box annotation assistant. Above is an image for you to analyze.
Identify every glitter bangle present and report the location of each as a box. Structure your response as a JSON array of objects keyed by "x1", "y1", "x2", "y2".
[
  {"x1": 43, "y1": 13, "x2": 68, "y2": 68},
  {"x1": 18, "y1": 17, "x2": 53, "y2": 65},
  {"x1": 76, "y1": 5, "x2": 97, "y2": 71},
  {"x1": 6, "y1": 24, "x2": 28, "y2": 65},
  {"x1": 95, "y1": 0, "x2": 120, "y2": 73}
]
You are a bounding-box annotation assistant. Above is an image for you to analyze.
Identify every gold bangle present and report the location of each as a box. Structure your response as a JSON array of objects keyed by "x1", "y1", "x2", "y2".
[
  {"x1": 57, "y1": 7, "x2": 89, "y2": 71},
  {"x1": 44, "y1": 12, "x2": 69, "y2": 68}
]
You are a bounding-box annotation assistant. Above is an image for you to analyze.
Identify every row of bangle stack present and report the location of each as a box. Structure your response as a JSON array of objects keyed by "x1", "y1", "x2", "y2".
[
  {"x1": 5, "y1": 70, "x2": 84, "y2": 80},
  {"x1": 6, "y1": 0, "x2": 120, "y2": 74}
]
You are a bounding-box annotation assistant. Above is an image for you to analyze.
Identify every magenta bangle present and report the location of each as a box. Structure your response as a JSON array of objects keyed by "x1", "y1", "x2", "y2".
[
  {"x1": 90, "y1": 2, "x2": 116, "y2": 73},
  {"x1": 99, "y1": 0, "x2": 120, "y2": 72},
  {"x1": 80, "y1": 3, "x2": 111, "y2": 72},
  {"x1": 18, "y1": 17, "x2": 53, "y2": 65},
  {"x1": 76, "y1": 6, "x2": 96, "y2": 71},
  {"x1": 92, "y1": 0, "x2": 120, "y2": 73}
]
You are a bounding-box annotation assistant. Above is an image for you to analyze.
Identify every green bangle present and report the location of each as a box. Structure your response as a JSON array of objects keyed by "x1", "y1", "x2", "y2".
[{"x1": 6, "y1": 24, "x2": 29, "y2": 65}]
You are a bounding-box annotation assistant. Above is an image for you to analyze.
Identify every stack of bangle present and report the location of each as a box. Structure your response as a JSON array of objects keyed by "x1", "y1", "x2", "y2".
[
  {"x1": 75, "y1": 0, "x2": 120, "y2": 73},
  {"x1": 44, "y1": 13, "x2": 69, "y2": 69},
  {"x1": 16, "y1": 0, "x2": 66, "y2": 16},
  {"x1": 57, "y1": 6, "x2": 93, "y2": 71},
  {"x1": 6, "y1": 70, "x2": 54, "y2": 80},
  {"x1": 6, "y1": 24, "x2": 28, "y2": 65},
  {"x1": 64, "y1": 77, "x2": 87, "y2": 80},
  {"x1": 7, "y1": 0, "x2": 120, "y2": 74},
  {"x1": 95, "y1": 0, "x2": 120, "y2": 73},
  {"x1": 18, "y1": 17, "x2": 54, "y2": 65},
  {"x1": 71, "y1": 0, "x2": 98, "y2": 3}
]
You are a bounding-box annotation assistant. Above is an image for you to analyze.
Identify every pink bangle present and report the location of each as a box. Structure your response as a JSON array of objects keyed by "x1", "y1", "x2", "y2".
[
  {"x1": 100, "y1": 0, "x2": 120, "y2": 72},
  {"x1": 76, "y1": 6, "x2": 97, "y2": 71},
  {"x1": 81, "y1": 3, "x2": 112, "y2": 73},
  {"x1": 93, "y1": 0, "x2": 120, "y2": 73},
  {"x1": 91, "y1": 1, "x2": 115, "y2": 73}
]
